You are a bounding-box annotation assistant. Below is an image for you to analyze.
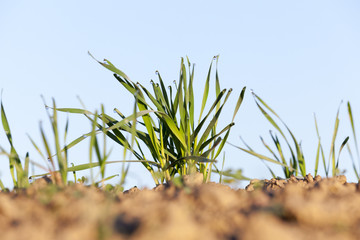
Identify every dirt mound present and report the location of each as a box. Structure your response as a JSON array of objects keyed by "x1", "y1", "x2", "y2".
[{"x1": 0, "y1": 175, "x2": 359, "y2": 240}]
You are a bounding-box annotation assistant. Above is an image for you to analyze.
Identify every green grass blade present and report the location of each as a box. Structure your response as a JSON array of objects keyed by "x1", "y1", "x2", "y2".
[
  {"x1": 188, "y1": 63, "x2": 195, "y2": 131},
  {"x1": 198, "y1": 57, "x2": 214, "y2": 123},
  {"x1": 252, "y1": 94, "x2": 287, "y2": 140},
  {"x1": 89, "y1": 51, "x2": 131, "y2": 80},
  {"x1": 198, "y1": 123, "x2": 234, "y2": 153},
  {"x1": 113, "y1": 75, "x2": 146, "y2": 102},
  {"x1": 191, "y1": 89, "x2": 226, "y2": 143},
  {"x1": 53, "y1": 107, "x2": 94, "y2": 115},
  {"x1": 157, "y1": 72, "x2": 171, "y2": 112},
  {"x1": 156, "y1": 111, "x2": 186, "y2": 149},
  {"x1": 24, "y1": 152, "x2": 30, "y2": 187},
  {"x1": 1, "y1": 100, "x2": 25, "y2": 187},
  {"x1": 219, "y1": 152, "x2": 225, "y2": 183},
  {"x1": 31, "y1": 159, "x2": 161, "y2": 178},
  {"x1": 1, "y1": 101, "x2": 14, "y2": 146},
  {"x1": 228, "y1": 142, "x2": 294, "y2": 170},
  {"x1": 259, "y1": 136, "x2": 280, "y2": 163},
  {"x1": 347, "y1": 101, "x2": 360, "y2": 178},
  {"x1": 194, "y1": 91, "x2": 231, "y2": 154},
  {"x1": 348, "y1": 145, "x2": 360, "y2": 179},
  {"x1": 239, "y1": 136, "x2": 281, "y2": 178},
  {"x1": 348, "y1": 102, "x2": 360, "y2": 166},
  {"x1": 314, "y1": 113, "x2": 328, "y2": 176},
  {"x1": 232, "y1": 87, "x2": 246, "y2": 122},
  {"x1": 314, "y1": 114, "x2": 320, "y2": 176},
  {"x1": 270, "y1": 132, "x2": 290, "y2": 177},
  {"x1": 329, "y1": 105, "x2": 341, "y2": 176},
  {"x1": 64, "y1": 117, "x2": 69, "y2": 144},
  {"x1": 200, "y1": 137, "x2": 222, "y2": 158},
  {"x1": 240, "y1": 136, "x2": 255, "y2": 152},
  {"x1": 177, "y1": 61, "x2": 186, "y2": 135},
  {"x1": 0, "y1": 179, "x2": 5, "y2": 191},
  {"x1": 215, "y1": 55, "x2": 221, "y2": 113},
  {"x1": 50, "y1": 99, "x2": 67, "y2": 184},
  {"x1": 315, "y1": 141, "x2": 320, "y2": 176},
  {"x1": 138, "y1": 82, "x2": 165, "y2": 112},
  {"x1": 39, "y1": 122, "x2": 55, "y2": 171},
  {"x1": 214, "y1": 129, "x2": 231, "y2": 160},
  {"x1": 336, "y1": 136, "x2": 349, "y2": 169},
  {"x1": 89, "y1": 111, "x2": 98, "y2": 184}
]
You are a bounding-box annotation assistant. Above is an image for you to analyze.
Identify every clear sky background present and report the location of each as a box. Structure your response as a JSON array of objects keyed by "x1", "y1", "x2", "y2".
[{"x1": 1, "y1": 1, "x2": 360, "y2": 189}]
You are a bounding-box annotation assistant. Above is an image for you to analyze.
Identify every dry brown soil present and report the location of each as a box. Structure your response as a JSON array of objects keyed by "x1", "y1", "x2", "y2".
[{"x1": 0, "y1": 174, "x2": 360, "y2": 240}]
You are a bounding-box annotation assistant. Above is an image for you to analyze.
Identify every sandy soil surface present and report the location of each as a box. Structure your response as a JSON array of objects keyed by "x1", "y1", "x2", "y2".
[{"x1": 0, "y1": 174, "x2": 359, "y2": 240}]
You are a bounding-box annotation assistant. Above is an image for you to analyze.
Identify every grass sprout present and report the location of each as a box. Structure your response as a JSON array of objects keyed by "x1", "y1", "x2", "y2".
[
  {"x1": 26, "y1": 98, "x2": 71, "y2": 185},
  {"x1": 234, "y1": 92, "x2": 349, "y2": 178},
  {"x1": 232, "y1": 91, "x2": 304, "y2": 178},
  {"x1": 314, "y1": 103, "x2": 349, "y2": 177},
  {"x1": 1, "y1": 99, "x2": 30, "y2": 188},
  {"x1": 26, "y1": 98, "x2": 131, "y2": 188}
]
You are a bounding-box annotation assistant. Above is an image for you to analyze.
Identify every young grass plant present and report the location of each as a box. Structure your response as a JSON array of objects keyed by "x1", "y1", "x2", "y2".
[
  {"x1": 56, "y1": 54, "x2": 246, "y2": 185},
  {"x1": 314, "y1": 103, "x2": 349, "y2": 177},
  {"x1": 1, "y1": 99, "x2": 30, "y2": 189},
  {"x1": 232, "y1": 91, "x2": 304, "y2": 178},
  {"x1": 233, "y1": 91, "x2": 349, "y2": 178},
  {"x1": 87, "y1": 104, "x2": 127, "y2": 187},
  {"x1": 29, "y1": 99, "x2": 134, "y2": 189},
  {"x1": 27, "y1": 98, "x2": 71, "y2": 186}
]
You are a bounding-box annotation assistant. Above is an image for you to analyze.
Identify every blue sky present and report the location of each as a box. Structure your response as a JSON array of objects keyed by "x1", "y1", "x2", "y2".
[{"x1": 1, "y1": 1, "x2": 360, "y2": 189}]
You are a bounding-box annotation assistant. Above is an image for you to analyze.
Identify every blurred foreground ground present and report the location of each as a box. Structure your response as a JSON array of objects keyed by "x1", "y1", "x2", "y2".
[{"x1": 0, "y1": 174, "x2": 359, "y2": 240}]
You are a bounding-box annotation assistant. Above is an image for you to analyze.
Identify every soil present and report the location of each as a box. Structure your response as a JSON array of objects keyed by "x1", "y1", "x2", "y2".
[{"x1": 0, "y1": 174, "x2": 360, "y2": 240}]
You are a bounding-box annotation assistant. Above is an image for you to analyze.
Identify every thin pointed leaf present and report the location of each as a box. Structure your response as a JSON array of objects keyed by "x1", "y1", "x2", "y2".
[
  {"x1": 228, "y1": 142, "x2": 294, "y2": 170},
  {"x1": 336, "y1": 136, "x2": 349, "y2": 169},
  {"x1": 198, "y1": 58, "x2": 214, "y2": 122},
  {"x1": 348, "y1": 102, "x2": 360, "y2": 159},
  {"x1": 232, "y1": 87, "x2": 246, "y2": 122},
  {"x1": 89, "y1": 51, "x2": 131, "y2": 80}
]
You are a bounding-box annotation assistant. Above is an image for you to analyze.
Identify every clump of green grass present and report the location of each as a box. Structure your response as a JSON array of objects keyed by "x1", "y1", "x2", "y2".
[
  {"x1": 28, "y1": 99, "x2": 132, "y2": 189},
  {"x1": 55, "y1": 54, "x2": 247, "y2": 185},
  {"x1": 0, "y1": 94, "x2": 132, "y2": 190},
  {"x1": 232, "y1": 91, "x2": 349, "y2": 178},
  {"x1": 30, "y1": 98, "x2": 70, "y2": 185}
]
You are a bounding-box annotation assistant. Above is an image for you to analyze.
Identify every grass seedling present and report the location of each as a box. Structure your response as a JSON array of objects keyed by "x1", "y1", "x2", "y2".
[
  {"x1": 232, "y1": 91, "x2": 304, "y2": 178},
  {"x1": 56, "y1": 54, "x2": 246, "y2": 185},
  {"x1": 314, "y1": 104, "x2": 349, "y2": 177},
  {"x1": 1, "y1": 99, "x2": 30, "y2": 188},
  {"x1": 28, "y1": 98, "x2": 70, "y2": 185},
  {"x1": 88, "y1": 105, "x2": 125, "y2": 187},
  {"x1": 234, "y1": 91, "x2": 349, "y2": 178},
  {"x1": 29, "y1": 99, "x2": 135, "y2": 188}
]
